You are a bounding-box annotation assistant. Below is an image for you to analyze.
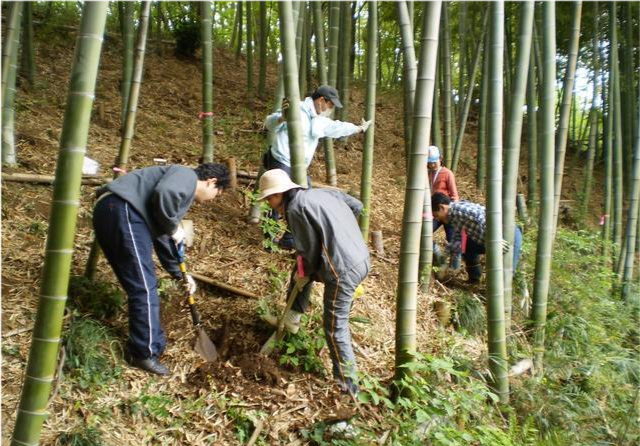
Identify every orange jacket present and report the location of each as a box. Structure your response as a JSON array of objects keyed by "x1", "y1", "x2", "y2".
[{"x1": 428, "y1": 166, "x2": 459, "y2": 201}]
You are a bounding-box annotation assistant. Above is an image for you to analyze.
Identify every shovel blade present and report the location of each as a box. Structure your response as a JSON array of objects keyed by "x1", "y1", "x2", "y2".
[{"x1": 194, "y1": 327, "x2": 218, "y2": 362}]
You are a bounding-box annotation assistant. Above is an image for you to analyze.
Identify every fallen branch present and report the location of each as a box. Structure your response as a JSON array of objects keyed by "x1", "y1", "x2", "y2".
[
  {"x1": 2, "y1": 327, "x2": 32, "y2": 338},
  {"x1": 245, "y1": 419, "x2": 265, "y2": 446},
  {"x1": 191, "y1": 272, "x2": 260, "y2": 300},
  {"x1": 2, "y1": 172, "x2": 108, "y2": 186}
]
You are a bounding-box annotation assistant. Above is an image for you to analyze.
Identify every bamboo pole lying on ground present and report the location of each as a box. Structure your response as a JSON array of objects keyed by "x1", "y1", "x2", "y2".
[
  {"x1": 190, "y1": 272, "x2": 260, "y2": 300},
  {"x1": 1, "y1": 172, "x2": 109, "y2": 185}
]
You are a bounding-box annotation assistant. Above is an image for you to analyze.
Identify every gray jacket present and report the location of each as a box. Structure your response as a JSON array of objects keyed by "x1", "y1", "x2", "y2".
[
  {"x1": 102, "y1": 165, "x2": 197, "y2": 237},
  {"x1": 285, "y1": 188, "x2": 370, "y2": 281},
  {"x1": 99, "y1": 165, "x2": 198, "y2": 280}
]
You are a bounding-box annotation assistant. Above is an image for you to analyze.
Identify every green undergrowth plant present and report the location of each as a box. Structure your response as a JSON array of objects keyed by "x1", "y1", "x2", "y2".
[
  {"x1": 67, "y1": 275, "x2": 123, "y2": 321},
  {"x1": 277, "y1": 313, "x2": 327, "y2": 374},
  {"x1": 64, "y1": 318, "x2": 122, "y2": 390},
  {"x1": 452, "y1": 290, "x2": 486, "y2": 336},
  {"x1": 510, "y1": 228, "x2": 640, "y2": 444},
  {"x1": 55, "y1": 426, "x2": 104, "y2": 446},
  {"x1": 245, "y1": 190, "x2": 289, "y2": 253}
]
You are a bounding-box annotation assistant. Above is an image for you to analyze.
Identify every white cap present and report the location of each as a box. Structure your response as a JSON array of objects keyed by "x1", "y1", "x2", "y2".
[
  {"x1": 257, "y1": 169, "x2": 304, "y2": 200},
  {"x1": 427, "y1": 145, "x2": 441, "y2": 163}
]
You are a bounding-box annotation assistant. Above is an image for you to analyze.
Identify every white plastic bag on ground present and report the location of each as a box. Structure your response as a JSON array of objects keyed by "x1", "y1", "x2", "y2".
[{"x1": 82, "y1": 156, "x2": 100, "y2": 175}]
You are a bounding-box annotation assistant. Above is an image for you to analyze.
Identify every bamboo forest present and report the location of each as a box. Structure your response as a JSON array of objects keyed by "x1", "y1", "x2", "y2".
[{"x1": 2, "y1": 1, "x2": 640, "y2": 445}]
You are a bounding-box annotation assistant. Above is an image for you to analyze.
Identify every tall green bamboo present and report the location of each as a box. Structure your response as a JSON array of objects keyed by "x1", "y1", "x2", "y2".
[
  {"x1": 258, "y1": 2, "x2": 268, "y2": 99},
  {"x1": 531, "y1": 0, "x2": 556, "y2": 374},
  {"x1": 622, "y1": 111, "x2": 639, "y2": 299},
  {"x1": 279, "y1": 1, "x2": 306, "y2": 186},
  {"x1": 2, "y1": 0, "x2": 23, "y2": 165},
  {"x1": 477, "y1": 29, "x2": 489, "y2": 191},
  {"x1": 1, "y1": 2, "x2": 23, "y2": 167},
  {"x1": 120, "y1": 1, "x2": 135, "y2": 131},
  {"x1": 397, "y1": 1, "x2": 417, "y2": 165},
  {"x1": 440, "y1": 3, "x2": 453, "y2": 167},
  {"x1": 359, "y1": 1, "x2": 377, "y2": 240},
  {"x1": 621, "y1": 3, "x2": 636, "y2": 187},
  {"x1": 551, "y1": 2, "x2": 582, "y2": 239},
  {"x1": 11, "y1": 4, "x2": 108, "y2": 444},
  {"x1": 611, "y1": 5, "x2": 624, "y2": 257},
  {"x1": 526, "y1": 48, "x2": 538, "y2": 216},
  {"x1": 396, "y1": 1, "x2": 441, "y2": 382},
  {"x1": 451, "y1": 10, "x2": 488, "y2": 173},
  {"x1": 432, "y1": 61, "x2": 442, "y2": 148},
  {"x1": 322, "y1": 1, "x2": 340, "y2": 186},
  {"x1": 116, "y1": 1, "x2": 152, "y2": 171},
  {"x1": 312, "y1": 2, "x2": 328, "y2": 85},
  {"x1": 201, "y1": 1, "x2": 214, "y2": 162},
  {"x1": 602, "y1": 4, "x2": 614, "y2": 260},
  {"x1": 457, "y1": 2, "x2": 468, "y2": 120},
  {"x1": 338, "y1": 1, "x2": 352, "y2": 121},
  {"x1": 21, "y1": 1, "x2": 36, "y2": 89},
  {"x1": 581, "y1": 9, "x2": 600, "y2": 219},
  {"x1": 502, "y1": 1, "x2": 534, "y2": 331},
  {"x1": 485, "y1": 1, "x2": 509, "y2": 404},
  {"x1": 298, "y1": 5, "x2": 308, "y2": 94},
  {"x1": 235, "y1": 2, "x2": 244, "y2": 59},
  {"x1": 246, "y1": 1, "x2": 255, "y2": 106},
  {"x1": 155, "y1": 1, "x2": 162, "y2": 56}
]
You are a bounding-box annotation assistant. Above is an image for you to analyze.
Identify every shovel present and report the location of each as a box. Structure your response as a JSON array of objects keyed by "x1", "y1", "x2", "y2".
[
  {"x1": 173, "y1": 241, "x2": 218, "y2": 362},
  {"x1": 260, "y1": 256, "x2": 309, "y2": 356}
]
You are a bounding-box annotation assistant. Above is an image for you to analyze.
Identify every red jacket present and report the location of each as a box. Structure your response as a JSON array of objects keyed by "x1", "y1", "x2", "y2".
[{"x1": 428, "y1": 166, "x2": 459, "y2": 201}]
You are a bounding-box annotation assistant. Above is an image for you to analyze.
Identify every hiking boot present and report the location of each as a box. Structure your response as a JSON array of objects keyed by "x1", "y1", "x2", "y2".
[
  {"x1": 450, "y1": 255, "x2": 461, "y2": 271},
  {"x1": 261, "y1": 310, "x2": 302, "y2": 334},
  {"x1": 127, "y1": 355, "x2": 170, "y2": 376}
]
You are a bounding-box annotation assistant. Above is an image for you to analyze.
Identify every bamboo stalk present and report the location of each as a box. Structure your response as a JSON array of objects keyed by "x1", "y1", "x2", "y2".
[
  {"x1": 201, "y1": 1, "x2": 214, "y2": 162},
  {"x1": 190, "y1": 273, "x2": 260, "y2": 300},
  {"x1": 12, "y1": 4, "x2": 108, "y2": 444}
]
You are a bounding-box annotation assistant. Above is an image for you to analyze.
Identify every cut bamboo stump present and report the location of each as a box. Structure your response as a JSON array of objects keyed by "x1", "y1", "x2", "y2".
[
  {"x1": 371, "y1": 230, "x2": 385, "y2": 255},
  {"x1": 227, "y1": 156, "x2": 238, "y2": 190},
  {"x1": 190, "y1": 272, "x2": 260, "y2": 300}
]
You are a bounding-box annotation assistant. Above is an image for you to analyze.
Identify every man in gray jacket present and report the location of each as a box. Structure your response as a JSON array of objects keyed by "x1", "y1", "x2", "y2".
[
  {"x1": 257, "y1": 169, "x2": 370, "y2": 396},
  {"x1": 93, "y1": 163, "x2": 229, "y2": 375}
]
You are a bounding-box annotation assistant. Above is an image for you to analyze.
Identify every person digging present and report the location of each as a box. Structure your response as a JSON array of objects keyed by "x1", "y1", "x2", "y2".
[
  {"x1": 431, "y1": 192, "x2": 523, "y2": 284},
  {"x1": 257, "y1": 169, "x2": 370, "y2": 396},
  {"x1": 248, "y1": 85, "x2": 373, "y2": 250},
  {"x1": 92, "y1": 163, "x2": 230, "y2": 375}
]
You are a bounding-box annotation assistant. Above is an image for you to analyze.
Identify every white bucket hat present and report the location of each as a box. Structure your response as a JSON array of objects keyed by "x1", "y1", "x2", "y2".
[{"x1": 257, "y1": 169, "x2": 304, "y2": 200}]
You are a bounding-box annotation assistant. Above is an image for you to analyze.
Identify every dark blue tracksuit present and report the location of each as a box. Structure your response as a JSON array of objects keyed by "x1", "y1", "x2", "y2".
[{"x1": 92, "y1": 166, "x2": 197, "y2": 360}]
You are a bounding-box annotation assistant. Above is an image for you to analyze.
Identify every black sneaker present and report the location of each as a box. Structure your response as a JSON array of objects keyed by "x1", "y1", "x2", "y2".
[{"x1": 127, "y1": 355, "x2": 170, "y2": 376}]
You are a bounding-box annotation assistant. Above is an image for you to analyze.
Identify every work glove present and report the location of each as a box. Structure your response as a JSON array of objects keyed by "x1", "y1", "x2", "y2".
[
  {"x1": 182, "y1": 274, "x2": 197, "y2": 296},
  {"x1": 359, "y1": 118, "x2": 373, "y2": 133},
  {"x1": 171, "y1": 225, "x2": 186, "y2": 245},
  {"x1": 280, "y1": 98, "x2": 290, "y2": 122},
  {"x1": 501, "y1": 239, "x2": 511, "y2": 254}
]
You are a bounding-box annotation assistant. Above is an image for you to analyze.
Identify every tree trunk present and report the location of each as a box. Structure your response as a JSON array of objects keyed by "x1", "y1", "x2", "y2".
[
  {"x1": 11, "y1": 4, "x2": 108, "y2": 444},
  {"x1": 338, "y1": 1, "x2": 352, "y2": 121},
  {"x1": 451, "y1": 10, "x2": 488, "y2": 173},
  {"x1": 477, "y1": 28, "x2": 489, "y2": 191},
  {"x1": 440, "y1": 3, "x2": 453, "y2": 167},
  {"x1": 155, "y1": 1, "x2": 163, "y2": 56},
  {"x1": 432, "y1": 60, "x2": 442, "y2": 148},
  {"x1": 486, "y1": 1, "x2": 509, "y2": 405},
  {"x1": 236, "y1": 2, "x2": 244, "y2": 59},
  {"x1": 358, "y1": 1, "x2": 377, "y2": 240},
  {"x1": 120, "y1": 2, "x2": 135, "y2": 132},
  {"x1": 313, "y1": 1, "x2": 328, "y2": 85},
  {"x1": 502, "y1": 1, "x2": 534, "y2": 332},
  {"x1": 396, "y1": 0, "x2": 441, "y2": 383},
  {"x1": 279, "y1": 1, "x2": 306, "y2": 186},
  {"x1": 258, "y1": 2, "x2": 268, "y2": 99},
  {"x1": 531, "y1": 0, "x2": 556, "y2": 375},
  {"x1": 397, "y1": 1, "x2": 417, "y2": 167},
  {"x1": 457, "y1": 2, "x2": 467, "y2": 121},
  {"x1": 298, "y1": 4, "x2": 308, "y2": 95},
  {"x1": 20, "y1": 1, "x2": 36, "y2": 89},
  {"x1": 551, "y1": 2, "x2": 582, "y2": 239},
  {"x1": 611, "y1": 4, "x2": 624, "y2": 260},
  {"x1": 1, "y1": 2, "x2": 23, "y2": 166},
  {"x1": 246, "y1": 1, "x2": 254, "y2": 107},
  {"x1": 201, "y1": 1, "x2": 214, "y2": 162},
  {"x1": 622, "y1": 110, "x2": 640, "y2": 299},
  {"x1": 526, "y1": 48, "x2": 538, "y2": 216}
]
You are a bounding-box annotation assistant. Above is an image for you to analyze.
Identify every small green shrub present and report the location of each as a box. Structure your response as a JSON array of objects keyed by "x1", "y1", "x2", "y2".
[
  {"x1": 64, "y1": 318, "x2": 122, "y2": 390},
  {"x1": 67, "y1": 276, "x2": 123, "y2": 320},
  {"x1": 453, "y1": 291, "x2": 485, "y2": 336},
  {"x1": 56, "y1": 427, "x2": 104, "y2": 446}
]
